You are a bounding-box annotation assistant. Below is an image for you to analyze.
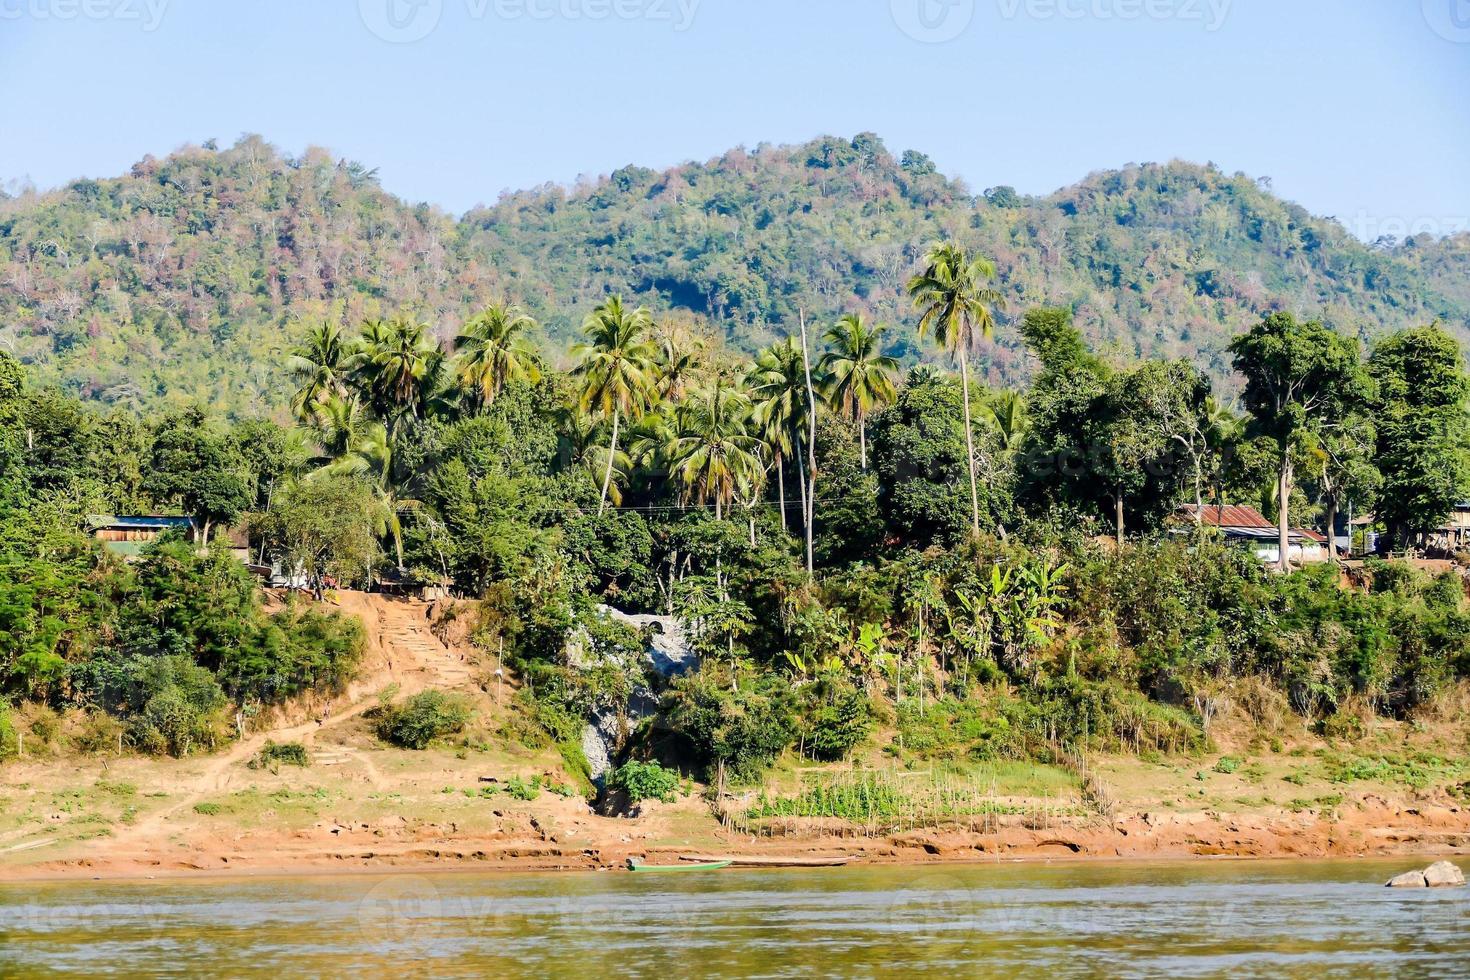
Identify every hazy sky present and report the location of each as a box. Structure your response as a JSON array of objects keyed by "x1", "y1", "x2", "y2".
[{"x1": 3, "y1": 0, "x2": 1467, "y2": 239}]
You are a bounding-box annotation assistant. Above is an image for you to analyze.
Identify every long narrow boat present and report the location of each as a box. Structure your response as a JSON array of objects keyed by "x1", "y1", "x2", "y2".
[
  {"x1": 678, "y1": 854, "x2": 853, "y2": 868},
  {"x1": 627, "y1": 858, "x2": 732, "y2": 872}
]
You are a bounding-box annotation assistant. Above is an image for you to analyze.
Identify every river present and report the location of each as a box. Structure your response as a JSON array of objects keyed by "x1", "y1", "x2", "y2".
[{"x1": 2, "y1": 858, "x2": 1467, "y2": 977}]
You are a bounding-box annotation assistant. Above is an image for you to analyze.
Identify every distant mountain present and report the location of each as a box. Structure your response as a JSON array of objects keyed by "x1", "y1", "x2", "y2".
[{"x1": 3, "y1": 133, "x2": 1467, "y2": 414}]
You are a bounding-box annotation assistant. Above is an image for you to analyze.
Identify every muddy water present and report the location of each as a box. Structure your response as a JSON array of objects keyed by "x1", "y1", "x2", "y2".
[{"x1": 2, "y1": 858, "x2": 1468, "y2": 977}]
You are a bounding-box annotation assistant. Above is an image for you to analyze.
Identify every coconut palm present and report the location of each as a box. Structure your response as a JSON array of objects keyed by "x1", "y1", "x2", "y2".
[
  {"x1": 557, "y1": 405, "x2": 632, "y2": 507},
  {"x1": 653, "y1": 318, "x2": 707, "y2": 401},
  {"x1": 351, "y1": 316, "x2": 439, "y2": 425},
  {"x1": 817, "y1": 313, "x2": 899, "y2": 468},
  {"x1": 453, "y1": 304, "x2": 541, "y2": 410},
  {"x1": 667, "y1": 377, "x2": 764, "y2": 521},
  {"x1": 305, "y1": 393, "x2": 370, "y2": 463},
  {"x1": 907, "y1": 242, "x2": 1005, "y2": 539},
  {"x1": 573, "y1": 296, "x2": 658, "y2": 515},
  {"x1": 323, "y1": 420, "x2": 415, "y2": 571},
  {"x1": 750, "y1": 337, "x2": 811, "y2": 531},
  {"x1": 286, "y1": 319, "x2": 352, "y2": 422},
  {"x1": 985, "y1": 389, "x2": 1028, "y2": 453}
]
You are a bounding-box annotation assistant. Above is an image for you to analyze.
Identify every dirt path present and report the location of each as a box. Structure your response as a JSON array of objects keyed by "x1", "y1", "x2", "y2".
[{"x1": 112, "y1": 593, "x2": 477, "y2": 845}]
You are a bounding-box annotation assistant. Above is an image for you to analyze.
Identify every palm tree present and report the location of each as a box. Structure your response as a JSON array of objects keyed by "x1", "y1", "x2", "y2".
[
  {"x1": 286, "y1": 319, "x2": 351, "y2": 422},
  {"x1": 453, "y1": 304, "x2": 541, "y2": 410},
  {"x1": 985, "y1": 390, "x2": 1028, "y2": 452},
  {"x1": 558, "y1": 405, "x2": 632, "y2": 507},
  {"x1": 668, "y1": 377, "x2": 764, "y2": 521},
  {"x1": 818, "y1": 313, "x2": 899, "y2": 468},
  {"x1": 750, "y1": 337, "x2": 811, "y2": 532},
  {"x1": 653, "y1": 318, "x2": 707, "y2": 401},
  {"x1": 305, "y1": 393, "x2": 369, "y2": 463},
  {"x1": 573, "y1": 297, "x2": 658, "y2": 515},
  {"x1": 907, "y1": 242, "x2": 1005, "y2": 539},
  {"x1": 352, "y1": 316, "x2": 439, "y2": 425},
  {"x1": 323, "y1": 421, "x2": 415, "y2": 571}
]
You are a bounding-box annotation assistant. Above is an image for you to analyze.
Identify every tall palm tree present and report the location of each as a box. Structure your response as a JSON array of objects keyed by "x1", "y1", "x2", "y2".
[
  {"x1": 352, "y1": 316, "x2": 439, "y2": 425},
  {"x1": 286, "y1": 319, "x2": 351, "y2": 422},
  {"x1": 750, "y1": 337, "x2": 810, "y2": 531},
  {"x1": 558, "y1": 405, "x2": 632, "y2": 507},
  {"x1": 573, "y1": 297, "x2": 658, "y2": 515},
  {"x1": 818, "y1": 313, "x2": 899, "y2": 469},
  {"x1": 453, "y1": 304, "x2": 541, "y2": 410},
  {"x1": 667, "y1": 377, "x2": 763, "y2": 521},
  {"x1": 653, "y1": 318, "x2": 707, "y2": 401},
  {"x1": 907, "y1": 242, "x2": 1005, "y2": 539}
]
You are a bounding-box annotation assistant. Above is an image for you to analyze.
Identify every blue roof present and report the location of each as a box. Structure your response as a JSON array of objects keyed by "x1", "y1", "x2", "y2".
[{"x1": 88, "y1": 515, "x2": 196, "y2": 530}]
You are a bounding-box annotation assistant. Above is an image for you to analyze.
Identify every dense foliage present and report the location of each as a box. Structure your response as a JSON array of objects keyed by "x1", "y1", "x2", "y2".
[
  {"x1": 4, "y1": 218, "x2": 1470, "y2": 783},
  {"x1": 4, "y1": 134, "x2": 1469, "y2": 414}
]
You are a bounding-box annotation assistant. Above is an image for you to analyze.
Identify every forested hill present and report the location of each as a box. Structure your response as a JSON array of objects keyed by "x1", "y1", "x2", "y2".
[{"x1": 3, "y1": 132, "x2": 1468, "y2": 414}]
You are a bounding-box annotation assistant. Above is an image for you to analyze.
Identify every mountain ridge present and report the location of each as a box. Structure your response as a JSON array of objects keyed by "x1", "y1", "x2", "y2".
[{"x1": 2, "y1": 132, "x2": 1467, "y2": 414}]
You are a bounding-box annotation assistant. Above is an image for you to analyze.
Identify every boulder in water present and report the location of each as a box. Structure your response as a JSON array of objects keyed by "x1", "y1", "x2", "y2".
[
  {"x1": 1386, "y1": 861, "x2": 1465, "y2": 888},
  {"x1": 1424, "y1": 861, "x2": 1466, "y2": 888}
]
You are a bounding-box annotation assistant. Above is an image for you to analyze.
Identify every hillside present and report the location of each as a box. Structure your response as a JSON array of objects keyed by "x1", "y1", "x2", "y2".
[{"x1": 3, "y1": 133, "x2": 1468, "y2": 413}]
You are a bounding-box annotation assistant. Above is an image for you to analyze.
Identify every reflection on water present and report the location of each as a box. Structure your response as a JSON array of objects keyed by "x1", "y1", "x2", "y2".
[{"x1": 1, "y1": 859, "x2": 1468, "y2": 977}]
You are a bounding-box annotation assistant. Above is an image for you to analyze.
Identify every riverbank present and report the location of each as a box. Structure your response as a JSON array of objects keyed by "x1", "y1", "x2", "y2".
[{"x1": 3, "y1": 763, "x2": 1468, "y2": 883}]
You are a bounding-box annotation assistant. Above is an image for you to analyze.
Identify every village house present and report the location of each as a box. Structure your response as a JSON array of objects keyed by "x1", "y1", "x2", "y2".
[
  {"x1": 87, "y1": 515, "x2": 252, "y2": 563},
  {"x1": 1174, "y1": 504, "x2": 1330, "y2": 565}
]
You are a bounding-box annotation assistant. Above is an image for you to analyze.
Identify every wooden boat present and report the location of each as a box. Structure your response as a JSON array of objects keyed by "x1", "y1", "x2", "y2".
[
  {"x1": 677, "y1": 854, "x2": 853, "y2": 868},
  {"x1": 627, "y1": 858, "x2": 731, "y2": 872}
]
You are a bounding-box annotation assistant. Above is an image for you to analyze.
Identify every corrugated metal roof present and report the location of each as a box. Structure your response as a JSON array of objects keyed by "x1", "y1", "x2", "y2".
[{"x1": 1179, "y1": 504, "x2": 1275, "y2": 529}]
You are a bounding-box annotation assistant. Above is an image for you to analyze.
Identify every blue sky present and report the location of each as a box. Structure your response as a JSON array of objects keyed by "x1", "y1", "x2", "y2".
[{"x1": 2, "y1": 0, "x2": 1467, "y2": 238}]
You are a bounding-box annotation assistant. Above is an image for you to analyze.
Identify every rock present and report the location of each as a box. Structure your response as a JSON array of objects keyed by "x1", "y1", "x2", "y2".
[
  {"x1": 1386, "y1": 870, "x2": 1428, "y2": 888},
  {"x1": 1424, "y1": 861, "x2": 1466, "y2": 887}
]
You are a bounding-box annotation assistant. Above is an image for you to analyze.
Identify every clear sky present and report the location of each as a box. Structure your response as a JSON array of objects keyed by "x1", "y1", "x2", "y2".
[{"x1": 3, "y1": 0, "x2": 1467, "y2": 238}]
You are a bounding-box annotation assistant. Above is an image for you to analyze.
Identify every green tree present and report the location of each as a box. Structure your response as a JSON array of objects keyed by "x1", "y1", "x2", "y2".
[
  {"x1": 907, "y1": 242, "x2": 1004, "y2": 539},
  {"x1": 667, "y1": 378, "x2": 763, "y2": 522},
  {"x1": 453, "y1": 304, "x2": 541, "y2": 410},
  {"x1": 750, "y1": 337, "x2": 811, "y2": 532},
  {"x1": 1369, "y1": 325, "x2": 1470, "y2": 548},
  {"x1": 573, "y1": 297, "x2": 658, "y2": 515},
  {"x1": 1228, "y1": 312, "x2": 1364, "y2": 572},
  {"x1": 818, "y1": 313, "x2": 899, "y2": 469},
  {"x1": 143, "y1": 408, "x2": 252, "y2": 544},
  {"x1": 286, "y1": 319, "x2": 352, "y2": 422}
]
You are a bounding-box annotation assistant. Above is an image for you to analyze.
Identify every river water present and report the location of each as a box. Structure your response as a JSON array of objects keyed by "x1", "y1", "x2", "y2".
[{"x1": 2, "y1": 858, "x2": 1468, "y2": 977}]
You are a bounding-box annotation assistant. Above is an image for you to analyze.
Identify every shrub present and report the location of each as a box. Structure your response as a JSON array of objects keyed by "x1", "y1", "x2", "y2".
[
  {"x1": 804, "y1": 690, "x2": 873, "y2": 761},
  {"x1": 375, "y1": 691, "x2": 471, "y2": 749},
  {"x1": 192, "y1": 802, "x2": 222, "y2": 816},
  {"x1": 663, "y1": 671, "x2": 798, "y2": 781},
  {"x1": 609, "y1": 760, "x2": 680, "y2": 803},
  {"x1": 503, "y1": 775, "x2": 540, "y2": 800},
  {"x1": 249, "y1": 740, "x2": 309, "y2": 769}
]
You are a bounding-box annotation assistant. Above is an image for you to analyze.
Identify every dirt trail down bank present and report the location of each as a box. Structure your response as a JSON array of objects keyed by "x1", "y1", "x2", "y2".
[{"x1": 110, "y1": 593, "x2": 479, "y2": 847}]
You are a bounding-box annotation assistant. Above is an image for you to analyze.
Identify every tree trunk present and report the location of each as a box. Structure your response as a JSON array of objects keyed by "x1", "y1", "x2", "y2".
[
  {"x1": 958, "y1": 351, "x2": 982, "y2": 540},
  {"x1": 1325, "y1": 496, "x2": 1340, "y2": 566},
  {"x1": 1114, "y1": 488, "x2": 1124, "y2": 545},
  {"x1": 598, "y1": 406, "x2": 619, "y2": 517},
  {"x1": 799, "y1": 313, "x2": 817, "y2": 576},
  {"x1": 1277, "y1": 453, "x2": 1292, "y2": 574},
  {"x1": 776, "y1": 455, "x2": 787, "y2": 531},
  {"x1": 795, "y1": 449, "x2": 807, "y2": 539},
  {"x1": 858, "y1": 408, "x2": 867, "y2": 470}
]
